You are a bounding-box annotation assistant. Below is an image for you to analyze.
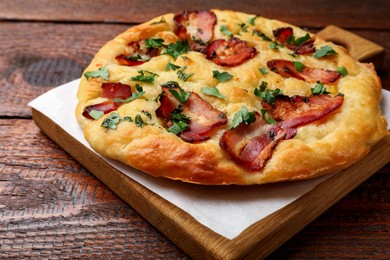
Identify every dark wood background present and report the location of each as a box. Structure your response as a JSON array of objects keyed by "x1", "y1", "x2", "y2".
[{"x1": 0, "y1": 0, "x2": 389, "y2": 258}]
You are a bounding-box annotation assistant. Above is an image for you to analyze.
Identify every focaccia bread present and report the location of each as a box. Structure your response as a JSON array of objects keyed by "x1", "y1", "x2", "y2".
[{"x1": 76, "y1": 10, "x2": 388, "y2": 185}]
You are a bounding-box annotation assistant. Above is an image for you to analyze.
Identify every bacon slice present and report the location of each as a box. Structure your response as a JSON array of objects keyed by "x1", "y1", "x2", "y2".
[
  {"x1": 273, "y1": 27, "x2": 315, "y2": 54},
  {"x1": 174, "y1": 10, "x2": 217, "y2": 52},
  {"x1": 101, "y1": 82, "x2": 132, "y2": 100},
  {"x1": 115, "y1": 41, "x2": 158, "y2": 66},
  {"x1": 82, "y1": 100, "x2": 117, "y2": 119},
  {"x1": 156, "y1": 86, "x2": 227, "y2": 142},
  {"x1": 262, "y1": 94, "x2": 344, "y2": 128},
  {"x1": 267, "y1": 59, "x2": 342, "y2": 84},
  {"x1": 206, "y1": 37, "x2": 258, "y2": 67},
  {"x1": 220, "y1": 113, "x2": 293, "y2": 171}
]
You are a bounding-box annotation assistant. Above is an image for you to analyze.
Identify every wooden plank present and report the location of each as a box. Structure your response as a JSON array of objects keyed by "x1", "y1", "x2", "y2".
[
  {"x1": 0, "y1": 119, "x2": 188, "y2": 259},
  {"x1": 1, "y1": 22, "x2": 390, "y2": 118},
  {"x1": 31, "y1": 101, "x2": 390, "y2": 259},
  {"x1": 1, "y1": 0, "x2": 390, "y2": 30}
]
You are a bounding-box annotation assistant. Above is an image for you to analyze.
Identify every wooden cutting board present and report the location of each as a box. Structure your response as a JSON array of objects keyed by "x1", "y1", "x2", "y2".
[{"x1": 32, "y1": 26, "x2": 389, "y2": 259}]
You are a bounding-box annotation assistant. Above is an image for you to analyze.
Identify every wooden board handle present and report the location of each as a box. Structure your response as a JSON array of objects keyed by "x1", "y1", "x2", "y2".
[{"x1": 316, "y1": 25, "x2": 385, "y2": 69}]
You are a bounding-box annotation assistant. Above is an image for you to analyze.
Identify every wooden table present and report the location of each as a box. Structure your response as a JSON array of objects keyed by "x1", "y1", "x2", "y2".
[{"x1": 1, "y1": 1, "x2": 389, "y2": 258}]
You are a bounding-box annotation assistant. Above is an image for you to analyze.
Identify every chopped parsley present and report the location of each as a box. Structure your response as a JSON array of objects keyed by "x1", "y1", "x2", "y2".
[
  {"x1": 252, "y1": 30, "x2": 272, "y2": 41},
  {"x1": 201, "y1": 87, "x2": 225, "y2": 98},
  {"x1": 220, "y1": 25, "x2": 233, "y2": 37},
  {"x1": 254, "y1": 81, "x2": 283, "y2": 105},
  {"x1": 131, "y1": 70, "x2": 158, "y2": 83},
  {"x1": 260, "y1": 108, "x2": 277, "y2": 125},
  {"x1": 259, "y1": 67, "x2": 268, "y2": 75},
  {"x1": 270, "y1": 42, "x2": 284, "y2": 50},
  {"x1": 101, "y1": 112, "x2": 120, "y2": 130},
  {"x1": 311, "y1": 81, "x2": 330, "y2": 95},
  {"x1": 89, "y1": 110, "x2": 104, "y2": 120},
  {"x1": 336, "y1": 66, "x2": 348, "y2": 77},
  {"x1": 134, "y1": 114, "x2": 145, "y2": 127},
  {"x1": 177, "y1": 66, "x2": 194, "y2": 82},
  {"x1": 238, "y1": 23, "x2": 249, "y2": 33},
  {"x1": 287, "y1": 33, "x2": 310, "y2": 46},
  {"x1": 84, "y1": 66, "x2": 109, "y2": 80},
  {"x1": 212, "y1": 70, "x2": 233, "y2": 82},
  {"x1": 314, "y1": 45, "x2": 337, "y2": 58},
  {"x1": 161, "y1": 81, "x2": 180, "y2": 89},
  {"x1": 121, "y1": 116, "x2": 133, "y2": 122},
  {"x1": 168, "y1": 108, "x2": 190, "y2": 134},
  {"x1": 142, "y1": 110, "x2": 152, "y2": 120},
  {"x1": 231, "y1": 106, "x2": 256, "y2": 129},
  {"x1": 169, "y1": 87, "x2": 191, "y2": 103},
  {"x1": 113, "y1": 84, "x2": 145, "y2": 103},
  {"x1": 248, "y1": 15, "x2": 260, "y2": 25},
  {"x1": 144, "y1": 37, "x2": 164, "y2": 49},
  {"x1": 293, "y1": 61, "x2": 305, "y2": 72},
  {"x1": 166, "y1": 62, "x2": 181, "y2": 71},
  {"x1": 164, "y1": 41, "x2": 190, "y2": 59}
]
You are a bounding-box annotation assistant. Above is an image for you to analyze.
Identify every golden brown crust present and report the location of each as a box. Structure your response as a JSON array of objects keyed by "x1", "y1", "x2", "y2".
[{"x1": 76, "y1": 10, "x2": 388, "y2": 185}]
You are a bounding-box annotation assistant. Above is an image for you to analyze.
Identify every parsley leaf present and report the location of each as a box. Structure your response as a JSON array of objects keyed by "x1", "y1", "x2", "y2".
[
  {"x1": 142, "y1": 110, "x2": 152, "y2": 119},
  {"x1": 270, "y1": 42, "x2": 284, "y2": 50},
  {"x1": 252, "y1": 30, "x2": 272, "y2": 41},
  {"x1": 311, "y1": 81, "x2": 330, "y2": 95},
  {"x1": 314, "y1": 45, "x2": 337, "y2": 58},
  {"x1": 169, "y1": 88, "x2": 191, "y2": 103},
  {"x1": 260, "y1": 109, "x2": 277, "y2": 125},
  {"x1": 161, "y1": 81, "x2": 180, "y2": 89},
  {"x1": 254, "y1": 81, "x2": 283, "y2": 105},
  {"x1": 201, "y1": 87, "x2": 225, "y2": 98},
  {"x1": 259, "y1": 67, "x2": 268, "y2": 75},
  {"x1": 166, "y1": 62, "x2": 181, "y2": 71},
  {"x1": 248, "y1": 15, "x2": 260, "y2": 25},
  {"x1": 168, "y1": 108, "x2": 190, "y2": 134},
  {"x1": 134, "y1": 114, "x2": 145, "y2": 127},
  {"x1": 131, "y1": 70, "x2": 158, "y2": 83},
  {"x1": 113, "y1": 84, "x2": 145, "y2": 103},
  {"x1": 231, "y1": 106, "x2": 256, "y2": 129},
  {"x1": 101, "y1": 112, "x2": 120, "y2": 130},
  {"x1": 213, "y1": 70, "x2": 233, "y2": 82},
  {"x1": 287, "y1": 33, "x2": 310, "y2": 46},
  {"x1": 238, "y1": 23, "x2": 249, "y2": 33},
  {"x1": 293, "y1": 61, "x2": 305, "y2": 72},
  {"x1": 164, "y1": 41, "x2": 190, "y2": 59},
  {"x1": 144, "y1": 37, "x2": 164, "y2": 49},
  {"x1": 84, "y1": 66, "x2": 109, "y2": 80},
  {"x1": 177, "y1": 66, "x2": 194, "y2": 82},
  {"x1": 336, "y1": 66, "x2": 348, "y2": 77},
  {"x1": 220, "y1": 25, "x2": 233, "y2": 37},
  {"x1": 89, "y1": 110, "x2": 104, "y2": 120}
]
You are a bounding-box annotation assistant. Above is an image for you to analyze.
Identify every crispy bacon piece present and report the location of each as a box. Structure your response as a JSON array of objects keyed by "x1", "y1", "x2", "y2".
[
  {"x1": 267, "y1": 59, "x2": 342, "y2": 84},
  {"x1": 174, "y1": 10, "x2": 217, "y2": 52},
  {"x1": 262, "y1": 94, "x2": 344, "y2": 128},
  {"x1": 156, "y1": 86, "x2": 227, "y2": 142},
  {"x1": 273, "y1": 27, "x2": 315, "y2": 54},
  {"x1": 101, "y1": 82, "x2": 132, "y2": 100},
  {"x1": 220, "y1": 93, "x2": 344, "y2": 171},
  {"x1": 82, "y1": 100, "x2": 117, "y2": 119},
  {"x1": 206, "y1": 37, "x2": 258, "y2": 67},
  {"x1": 220, "y1": 113, "x2": 294, "y2": 171}
]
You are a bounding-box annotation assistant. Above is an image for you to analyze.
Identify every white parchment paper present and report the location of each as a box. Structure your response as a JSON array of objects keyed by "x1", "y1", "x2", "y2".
[{"x1": 28, "y1": 79, "x2": 390, "y2": 239}]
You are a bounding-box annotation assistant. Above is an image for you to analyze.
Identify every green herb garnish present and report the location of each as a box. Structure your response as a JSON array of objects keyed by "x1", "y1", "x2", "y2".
[
  {"x1": 131, "y1": 70, "x2": 158, "y2": 83},
  {"x1": 169, "y1": 88, "x2": 191, "y2": 103},
  {"x1": 144, "y1": 37, "x2": 164, "y2": 49},
  {"x1": 248, "y1": 15, "x2": 260, "y2": 25},
  {"x1": 231, "y1": 106, "x2": 256, "y2": 129},
  {"x1": 89, "y1": 110, "x2": 104, "y2": 120},
  {"x1": 84, "y1": 66, "x2": 109, "y2": 80},
  {"x1": 164, "y1": 41, "x2": 190, "y2": 59},
  {"x1": 113, "y1": 84, "x2": 145, "y2": 103},
  {"x1": 101, "y1": 112, "x2": 120, "y2": 130},
  {"x1": 168, "y1": 108, "x2": 190, "y2": 134},
  {"x1": 220, "y1": 25, "x2": 233, "y2": 37},
  {"x1": 177, "y1": 66, "x2": 194, "y2": 82},
  {"x1": 260, "y1": 108, "x2": 277, "y2": 125},
  {"x1": 238, "y1": 23, "x2": 249, "y2": 33},
  {"x1": 336, "y1": 66, "x2": 348, "y2": 77},
  {"x1": 293, "y1": 61, "x2": 305, "y2": 72},
  {"x1": 287, "y1": 33, "x2": 310, "y2": 46},
  {"x1": 259, "y1": 67, "x2": 268, "y2": 75},
  {"x1": 166, "y1": 62, "x2": 181, "y2": 71},
  {"x1": 311, "y1": 81, "x2": 330, "y2": 95},
  {"x1": 213, "y1": 70, "x2": 233, "y2": 82},
  {"x1": 254, "y1": 81, "x2": 283, "y2": 105},
  {"x1": 201, "y1": 87, "x2": 225, "y2": 98},
  {"x1": 314, "y1": 45, "x2": 337, "y2": 58},
  {"x1": 252, "y1": 30, "x2": 272, "y2": 41},
  {"x1": 134, "y1": 114, "x2": 145, "y2": 128}
]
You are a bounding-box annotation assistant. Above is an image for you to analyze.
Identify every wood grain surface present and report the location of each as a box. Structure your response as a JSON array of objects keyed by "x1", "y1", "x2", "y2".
[{"x1": 1, "y1": 0, "x2": 389, "y2": 258}]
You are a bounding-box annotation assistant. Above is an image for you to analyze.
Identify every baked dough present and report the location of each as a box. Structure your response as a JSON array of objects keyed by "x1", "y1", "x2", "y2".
[{"x1": 76, "y1": 10, "x2": 388, "y2": 185}]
